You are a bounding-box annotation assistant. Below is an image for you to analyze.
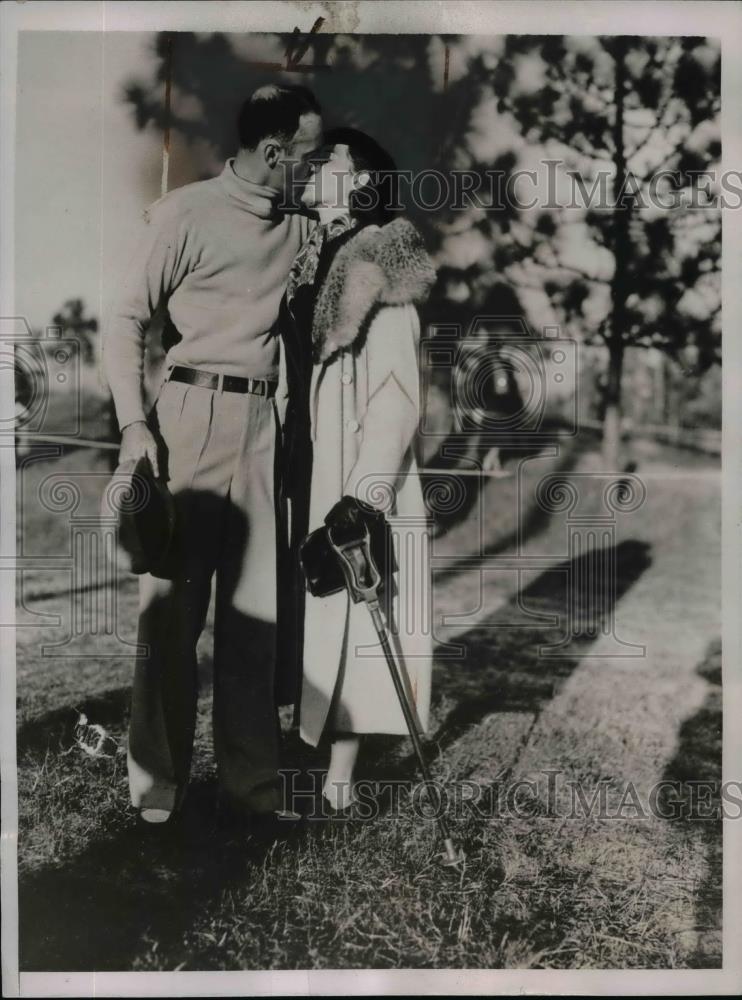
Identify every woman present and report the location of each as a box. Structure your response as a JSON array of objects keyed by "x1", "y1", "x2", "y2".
[{"x1": 275, "y1": 128, "x2": 436, "y2": 810}]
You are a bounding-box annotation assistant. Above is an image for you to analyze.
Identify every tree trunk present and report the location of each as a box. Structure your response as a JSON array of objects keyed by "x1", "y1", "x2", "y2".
[
  {"x1": 603, "y1": 36, "x2": 631, "y2": 470},
  {"x1": 602, "y1": 342, "x2": 624, "y2": 469}
]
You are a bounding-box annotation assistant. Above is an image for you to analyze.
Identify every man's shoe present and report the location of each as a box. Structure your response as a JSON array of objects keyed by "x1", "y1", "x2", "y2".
[
  {"x1": 274, "y1": 808, "x2": 302, "y2": 822},
  {"x1": 136, "y1": 806, "x2": 180, "y2": 837},
  {"x1": 140, "y1": 807, "x2": 172, "y2": 824},
  {"x1": 217, "y1": 799, "x2": 302, "y2": 841}
]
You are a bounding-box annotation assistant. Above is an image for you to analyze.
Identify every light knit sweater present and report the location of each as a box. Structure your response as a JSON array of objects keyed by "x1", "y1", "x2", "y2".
[{"x1": 104, "y1": 159, "x2": 312, "y2": 429}]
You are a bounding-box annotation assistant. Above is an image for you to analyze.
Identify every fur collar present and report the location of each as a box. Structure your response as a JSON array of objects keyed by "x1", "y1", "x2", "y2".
[{"x1": 312, "y1": 217, "x2": 436, "y2": 363}]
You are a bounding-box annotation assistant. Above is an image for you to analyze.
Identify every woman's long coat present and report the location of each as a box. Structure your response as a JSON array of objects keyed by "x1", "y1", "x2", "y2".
[{"x1": 277, "y1": 218, "x2": 437, "y2": 748}]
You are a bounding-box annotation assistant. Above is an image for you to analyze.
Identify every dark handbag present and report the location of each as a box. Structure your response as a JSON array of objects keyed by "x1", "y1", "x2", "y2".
[{"x1": 298, "y1": 500, "x2": 396, "y2": 599}]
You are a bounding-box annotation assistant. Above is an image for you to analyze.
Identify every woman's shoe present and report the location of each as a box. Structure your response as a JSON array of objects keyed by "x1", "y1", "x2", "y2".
[{"x1": 322, "y1": 780, "x2": 358, "y2": 814}]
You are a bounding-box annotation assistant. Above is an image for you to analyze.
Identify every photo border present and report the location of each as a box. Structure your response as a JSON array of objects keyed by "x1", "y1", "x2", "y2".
[{"x1": 1, "y1": 2, "x2": 740, "y2": 996}]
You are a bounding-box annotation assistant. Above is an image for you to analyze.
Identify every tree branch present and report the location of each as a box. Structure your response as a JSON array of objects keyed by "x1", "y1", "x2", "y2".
[
  {"x1": 505, "y1": 257, "x2": 607, "y2": 286},
  {"x1": 636, "y1": 140, "x2": 686, "y2": 182},
  {"x1": 625, "y1": 94, "x2": 679, "y2": 161}
]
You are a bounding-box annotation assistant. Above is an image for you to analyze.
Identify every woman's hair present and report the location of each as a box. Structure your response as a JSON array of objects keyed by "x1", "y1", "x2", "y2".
[{"x1": 322, "y1": 126, "x2": 400, "y2": 225}]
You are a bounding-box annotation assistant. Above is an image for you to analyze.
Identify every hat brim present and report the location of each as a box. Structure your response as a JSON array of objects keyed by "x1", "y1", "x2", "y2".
[{"x1": 103, "y1": 457, "x2": 176, "y2": 576}]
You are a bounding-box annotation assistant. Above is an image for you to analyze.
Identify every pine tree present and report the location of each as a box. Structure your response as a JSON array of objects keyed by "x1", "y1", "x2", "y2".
[
  {"x1": 488, "y1": 35, "x2": 720, "y2": 466},
  {"x1": 51, "y1": 298, "x2": 98, "y2": 365}
]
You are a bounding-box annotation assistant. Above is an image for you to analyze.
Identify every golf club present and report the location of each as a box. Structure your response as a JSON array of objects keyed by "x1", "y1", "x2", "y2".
[{"x1": 327, "y1": 520, "x2": 466, "y2": 868}]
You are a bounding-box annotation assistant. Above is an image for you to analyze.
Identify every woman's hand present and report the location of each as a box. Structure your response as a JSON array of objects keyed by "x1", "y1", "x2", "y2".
[{"x1": 324, "y1": 495, "x2": 381, "y2": 543}]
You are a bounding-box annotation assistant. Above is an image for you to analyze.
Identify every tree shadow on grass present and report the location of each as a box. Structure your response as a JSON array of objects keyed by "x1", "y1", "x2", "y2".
[
  {"x1": 421, "y1": 421, "x2": 587, "y2": 543},
  {"x1": 428, "y1": 429, "x2": 602, "y2": 588},
  {"x1": 18, "y1": 778, "x2": 299, "y2": 972},
  {"x1": 659, "y1": 637, "x2": 722, "y2": 968},
  {"x1": 17, "y1": 676, "x2": 327, "y2": 973},
  {"x1": 353, "y1": 538, "x2": 653, "y2": 787},
  {"x1": 18, "y1": 536, "x2": 652, "y2": 971}
]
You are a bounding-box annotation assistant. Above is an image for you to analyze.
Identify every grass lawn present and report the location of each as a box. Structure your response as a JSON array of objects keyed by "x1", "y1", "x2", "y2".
[{"x1": 14, "y1": 430, "x2": 721, "y2": 970}]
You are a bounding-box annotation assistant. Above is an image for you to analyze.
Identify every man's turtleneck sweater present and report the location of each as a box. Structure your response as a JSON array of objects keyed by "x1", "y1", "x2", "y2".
[{"x1": 104, "y1": 159, "x2": 312, "y2": 429}]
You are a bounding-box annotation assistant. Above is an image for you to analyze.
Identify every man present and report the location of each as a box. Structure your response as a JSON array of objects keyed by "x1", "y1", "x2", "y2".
[{"x1": 104, "y1": 84, "x2": 322, "y2": 826}]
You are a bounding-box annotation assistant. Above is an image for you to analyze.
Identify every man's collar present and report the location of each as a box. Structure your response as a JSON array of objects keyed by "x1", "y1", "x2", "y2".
[{"x1": 218, "y1": 159, "x2": 278, "y2": 219}]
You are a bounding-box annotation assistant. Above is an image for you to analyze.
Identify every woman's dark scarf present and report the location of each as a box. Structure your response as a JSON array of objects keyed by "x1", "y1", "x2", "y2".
[{"x1": 286, "y1": 214, "x2": 358, "y2": 310}]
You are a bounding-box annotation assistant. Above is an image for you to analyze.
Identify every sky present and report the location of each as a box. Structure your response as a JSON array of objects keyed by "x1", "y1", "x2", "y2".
[{"x1": 15, "y1": 32, "x2": 167, "y2": 335}]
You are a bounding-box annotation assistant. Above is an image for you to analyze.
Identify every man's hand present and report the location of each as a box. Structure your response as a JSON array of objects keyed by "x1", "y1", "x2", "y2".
[{"x1": 119, "y1": 420, "x2": 160, "y2": 478}]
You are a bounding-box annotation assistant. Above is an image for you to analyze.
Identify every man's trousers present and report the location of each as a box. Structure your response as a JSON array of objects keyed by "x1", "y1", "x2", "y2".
[{"x1": 127, "y1": 374, "x2": 282, "y2": 814}]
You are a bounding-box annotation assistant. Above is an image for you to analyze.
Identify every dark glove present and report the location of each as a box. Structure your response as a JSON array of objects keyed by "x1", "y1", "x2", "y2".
[
  {"x1": 300, "y1": 496, "x2": 395, "y2": 599},
  {"x1": 324, "y1": 495, "x2": 381, "y2": 545}
]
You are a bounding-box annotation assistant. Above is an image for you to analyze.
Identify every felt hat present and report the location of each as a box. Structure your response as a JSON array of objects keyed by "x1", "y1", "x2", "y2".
[{"x1": 101, "y1": 456, "x2": 176, "y2": 576}]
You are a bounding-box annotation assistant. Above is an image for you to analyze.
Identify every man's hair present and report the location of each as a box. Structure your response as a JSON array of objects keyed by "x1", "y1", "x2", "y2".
[
  {"x1": 237, "y1": 84, "x2": 321, "y2": 151},
  {"x1": 321, "y1": 126, "x2": 400, "y2": 225}
]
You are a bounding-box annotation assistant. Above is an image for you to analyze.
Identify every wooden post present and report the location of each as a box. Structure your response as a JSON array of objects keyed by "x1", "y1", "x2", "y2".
[{"x1": 160, "y1": 33, "x2": 173, "y2": 198}]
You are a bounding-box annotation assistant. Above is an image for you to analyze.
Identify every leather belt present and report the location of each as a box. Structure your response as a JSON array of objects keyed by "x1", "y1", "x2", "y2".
[{"x1": 168, "y1": 365, "x2": 277, "y2": 398}]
